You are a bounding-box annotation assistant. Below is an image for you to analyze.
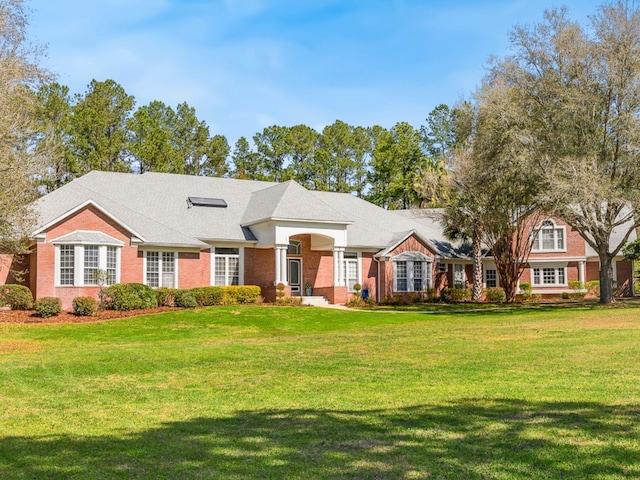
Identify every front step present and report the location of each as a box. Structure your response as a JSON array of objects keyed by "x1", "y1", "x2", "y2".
[{"x1": 300, "y1": 295, "x2": 330, "y2": 306}]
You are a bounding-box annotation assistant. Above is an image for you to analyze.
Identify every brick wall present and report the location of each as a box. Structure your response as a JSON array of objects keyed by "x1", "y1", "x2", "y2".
[{"x1": 40, "y1": 205, "x2": 141, "y2": 309}]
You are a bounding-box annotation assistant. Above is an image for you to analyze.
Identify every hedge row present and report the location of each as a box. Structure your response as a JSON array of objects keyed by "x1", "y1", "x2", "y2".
[{"x1": 103, "y1": 283, "x2": 262, "y2": 311}]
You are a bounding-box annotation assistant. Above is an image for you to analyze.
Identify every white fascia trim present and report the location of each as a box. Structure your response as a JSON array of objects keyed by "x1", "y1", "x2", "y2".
[
  {"x1": 241, "y1": 217, "x2": 353, "y2": 228},
  {"x1": 50, "y1": 230, "x2": 125, "y2": 247},
  {"x1": 374, "y1": 230, "x2": 438, "y2": 259},
  {"x1": 199, "y1": 238, "x2": 258, "y2": 245},
  {"x1": 138, "y1": 245, "x2": 202, "y2": 252},
  {"x1": 528, "y1": 256, "x2": 586, "y2": 263},
  {"x1": 31, "y1": 199, "x2": 146, "y2": 242}
]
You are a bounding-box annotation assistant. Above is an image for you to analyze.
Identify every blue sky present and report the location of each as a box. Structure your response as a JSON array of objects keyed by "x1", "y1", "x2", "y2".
[{"x1": 28, "y1": 0, "x2": 604, "y2": 145}]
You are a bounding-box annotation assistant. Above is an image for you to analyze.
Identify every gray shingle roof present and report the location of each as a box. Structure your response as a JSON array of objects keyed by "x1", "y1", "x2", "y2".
[
  {"x1": 33, "y1": 171, "x2": 465, "y2": 256},
  {"x1": 241, "y1": 180, "x2": 352, "y2": 226}
]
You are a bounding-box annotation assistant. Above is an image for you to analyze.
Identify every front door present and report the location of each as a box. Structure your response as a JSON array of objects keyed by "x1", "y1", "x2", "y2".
[{"x1": 288, "y1": 258, "x2": 302, "y2": 295}]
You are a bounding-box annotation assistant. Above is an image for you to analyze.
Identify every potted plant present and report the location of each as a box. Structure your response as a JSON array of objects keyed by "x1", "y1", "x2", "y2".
[
  {"x1": 353, "y1": 283, "x2": 362, "y2": 297},
  {"x1": 305, "y1": 282, "x2": 312, "y2": 296}
]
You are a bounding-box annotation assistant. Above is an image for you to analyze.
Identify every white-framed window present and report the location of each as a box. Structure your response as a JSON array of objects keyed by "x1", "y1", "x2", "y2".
[
  {"x1": 213, "y1": 247, "x2": 240, "y2": 286},
  {"x1": 287, "y1": 240, "x2": 301, "y2": 255},
  {"x1": 343, "y1": 252, "x2": 361, "y2": 292},
  {"x1": 145, "y1": 251, "x2": 177, "y2": 288},
  {"x1": 393, "y1": 252, "x2": 432, "y2": 292},
  {"x1": 438, "y1": 263, "x2": 448, "y2": 273},
  {"x1": 532, "y1": 220, "x2": 566, "y2": 252},
  {"x1": 485, "y1": 269, "x2": 498, "y2": 288},
  {"x1": 453, "y1": 263, "x2": 466, "y2": 288},
  {"x1": 59, "y1": 245, "x2": 75, "y2": 286},
  {"x1": 531, "y1": 266, "x2": 567, "y2": 286},
  {"x1": 55, "y1": 244, "x2": 120, "y2": 286}
]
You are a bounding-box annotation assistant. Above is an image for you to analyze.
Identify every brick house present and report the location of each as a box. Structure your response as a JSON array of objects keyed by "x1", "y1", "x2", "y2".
[{"x1": 0, "y1": 171, "x2": 635, "y2": 308}]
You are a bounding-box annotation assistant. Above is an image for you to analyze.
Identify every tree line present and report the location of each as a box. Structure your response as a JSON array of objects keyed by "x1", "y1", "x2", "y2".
[
  {"x1": 34, "y1": 79, "x2": 455, "y2": 209},
  {"x1": 3, "y1": 0, "x2": 640, "y2": 305}
]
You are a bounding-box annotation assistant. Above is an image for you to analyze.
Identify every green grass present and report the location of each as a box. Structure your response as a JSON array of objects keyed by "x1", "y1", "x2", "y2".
[{"x1": 1, "y1": 305, "x2": 640, "y2": 479}]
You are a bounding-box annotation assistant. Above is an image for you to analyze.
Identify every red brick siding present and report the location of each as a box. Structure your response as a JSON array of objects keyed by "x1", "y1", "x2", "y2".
[
  {"x1": 40, "y1": 205, "x2": 140, "y2": 309},
  {"x1": 244, "y1": 247, "x2": 275, "y2": 291},
  {"x1": 178, "y1": 250, "x2": 210, "y2": 289},
  {"x1": 616, "y1": 260, "x2": 634, "y2": 297}
]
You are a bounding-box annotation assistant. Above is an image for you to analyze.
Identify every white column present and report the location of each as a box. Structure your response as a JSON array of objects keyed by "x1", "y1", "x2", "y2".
[
  {"x1": 333, "y1": 247, "x2": 345, "y2": 286},
  {"x1": 579, "y1": 261, "x2": 585, "y2": 283},
  {"x1": 280, "y1": 245, "x2": 288, "y2": 285}
]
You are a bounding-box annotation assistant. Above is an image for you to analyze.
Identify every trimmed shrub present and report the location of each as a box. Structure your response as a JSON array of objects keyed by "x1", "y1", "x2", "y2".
[
  {"x1": 72, "y1": 296, "x2": 98, "y2": 316},
  {"x1": 223, "y1": 286, "x2": 262, "y2": 304},
  {"x1": 442, "y1": 287, "x2": 471, "y2": 303},
  {"x1": 105, "y1": 283, "x2": 158, "y2": 311},
  {"x1": 155, "y1": 287, "x2": 178, "y2": 307},
  {"x1": 561, "y1": 292, "x2": 570, "y2": 299},
  {"x1": 174, "y1": 290, "x2": 197, "y2": 308},
  {"x1": 35, "y1": 297, "x2": 61, "y2": 318},
  {"x1": 1, "y1": 285, "x2": 34, "y2": 310},
  {"x1": 485, "y1": 288, "x2": 506, "y2": 303},
  {"x1": 569, "y1": 280, "x2": 586, "y2": 299},
  {"x1": 519, "y1": 283, "x2": 533, "y2": 301},
  {"x1": 190, "y1": 286, "x2": 226, "y2": 306}
]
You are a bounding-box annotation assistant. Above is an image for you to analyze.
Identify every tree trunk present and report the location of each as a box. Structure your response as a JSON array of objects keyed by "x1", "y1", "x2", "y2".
[
  {"x1": 599, "y1": 252, "x2": 615, "y2": 304},
  {"x1": 503, "y1": 270, "x2": 518, "y2": 303},
  {"x1": 472, "y1": 233, "x2": 483, "y2": 301}
]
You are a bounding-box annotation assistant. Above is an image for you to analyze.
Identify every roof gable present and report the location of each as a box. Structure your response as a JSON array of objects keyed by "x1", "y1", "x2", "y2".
[{"x1": 241, "y1": 180, "x2": 352, "y2": 226}]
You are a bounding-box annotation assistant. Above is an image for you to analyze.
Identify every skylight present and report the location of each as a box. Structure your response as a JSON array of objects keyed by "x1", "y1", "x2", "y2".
[{"x1": 187, "y1": 197, "x2": 227, "y2": 208}]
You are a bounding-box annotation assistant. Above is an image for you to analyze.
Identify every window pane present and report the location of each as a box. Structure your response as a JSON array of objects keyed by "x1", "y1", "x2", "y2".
[
  {"x1": 287, "y1": 241, "x2": 301, "y2": 255},
  {"x1": 454, "y1": 264, "x2": 465, "y2": 288},
  {"x1": 147, "y1": 252, "x2": 159, "y2": 288},
  {"x1": 396, "y1": 261, "x2": 407, "y2": 292},
  {"x1": 84, "y1": 245, "x2": 99, "y2": 285},
  {"x1": 214, "y1": 257, "x2": 226, "y2": 286},
  {"x1": 344, "y1": 259, "x2": 358, "y2": 291},
  {"x1": 558, "y1": 267, "x2": 565, "y2": 284},
  {"x1": 228, "y1": 257, "x2": 239, "y2": 286},
  {"x1": 542, "y1": 267, "x2": 556, "y2": 284},
  {"x1": 533, "y1": 268, "x2": 541, "y2": 285},
  {"x1": 106, "y1": 247, "x2": 117, "y2": 285},
  {"x1": 162, "y1": 252, "x2": 175, "y2": 288},
  {"x1": 541, "y1": 230, "x2": 555, "y2": 250},
  {"x1": 556, "y1": 229, "x2": 564, "y2": 250},
  {"x1": 486, "y1": 269, "x2": 497, "y2": 288},
  {"x1": 413, "y1": 261, "x2": 423, "y2": 291},
  {"x1": 60, "y1": 245, "x2": 75, "y2": 285}
]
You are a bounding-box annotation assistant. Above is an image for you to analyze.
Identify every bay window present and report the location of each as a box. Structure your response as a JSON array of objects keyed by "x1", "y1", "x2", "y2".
[
  {"x1": 393, "y1": 252, "x2": 432, "y2": 292},
  {"x1": 55, "y1": 244, "x2": 120, "y2": 286}
]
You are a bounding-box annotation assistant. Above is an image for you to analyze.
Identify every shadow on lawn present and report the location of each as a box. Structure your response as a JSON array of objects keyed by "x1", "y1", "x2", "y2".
[{"x1": 2, "y1": 399, "x2": 639, "y2": 479}]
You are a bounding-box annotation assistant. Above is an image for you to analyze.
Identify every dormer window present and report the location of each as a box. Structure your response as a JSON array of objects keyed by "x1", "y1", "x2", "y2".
[{"x1": 532, "y1": 220, "x2": 566, "y2": 252}]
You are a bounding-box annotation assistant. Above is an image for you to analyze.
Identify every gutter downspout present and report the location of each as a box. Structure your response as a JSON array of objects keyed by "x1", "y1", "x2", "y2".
[{"x1": 374, "y1": 256, "x2": 381, "y2": 303}]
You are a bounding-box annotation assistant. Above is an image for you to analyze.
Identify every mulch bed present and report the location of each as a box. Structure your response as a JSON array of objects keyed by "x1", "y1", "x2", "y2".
[{"x1": 0, "y1": 307, "x2": 181, "y2": 324}]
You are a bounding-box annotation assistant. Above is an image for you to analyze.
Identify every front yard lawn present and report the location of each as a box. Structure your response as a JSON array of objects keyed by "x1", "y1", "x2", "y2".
[{"x1": 1, "y1": 305, "x2": 639, "y2": 479}]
